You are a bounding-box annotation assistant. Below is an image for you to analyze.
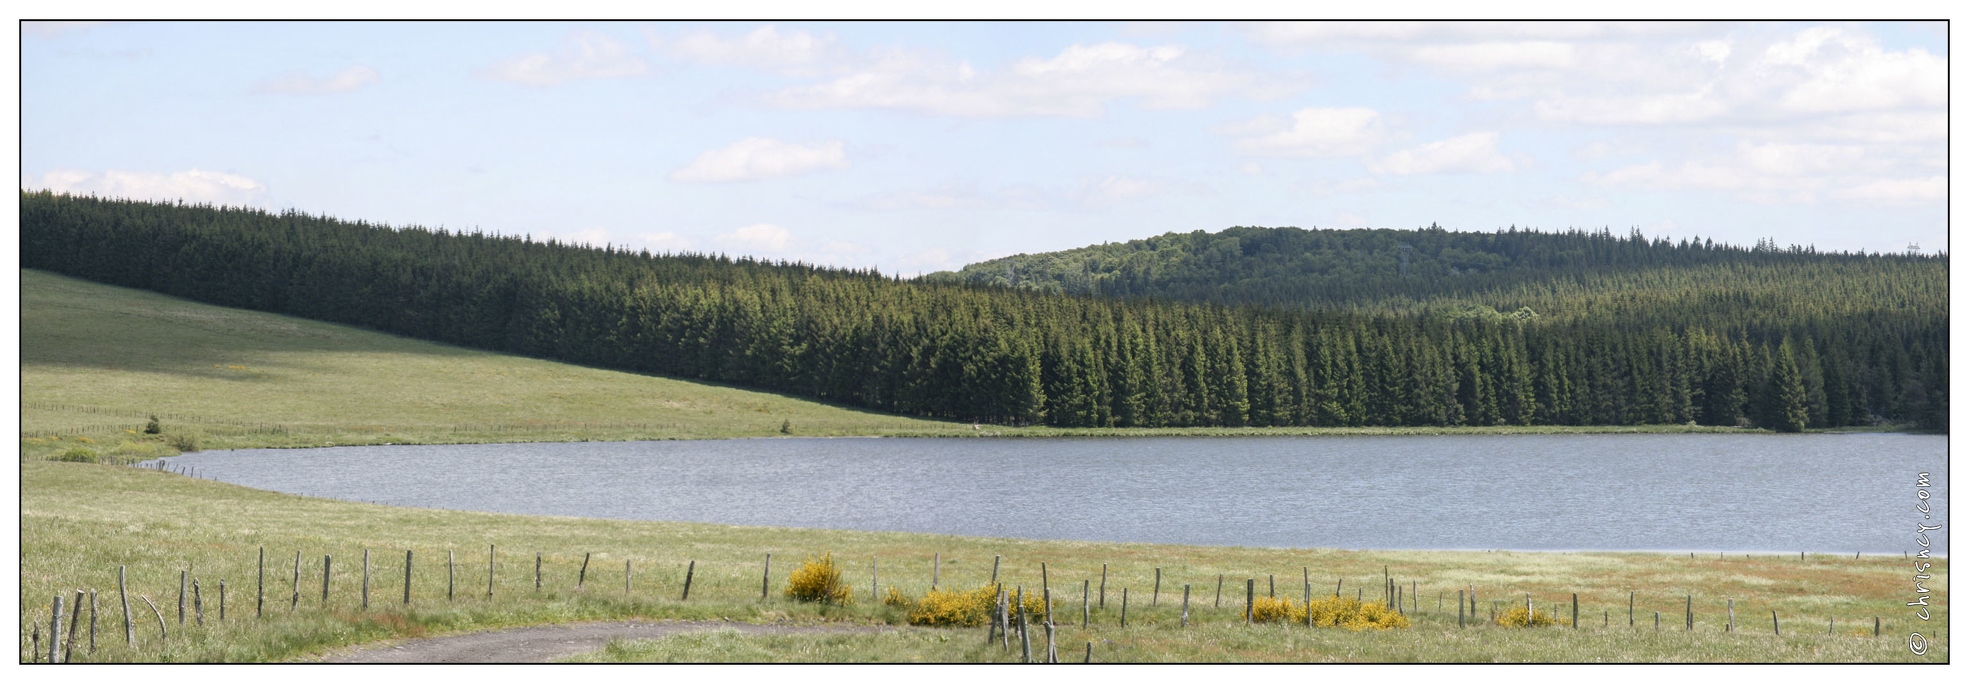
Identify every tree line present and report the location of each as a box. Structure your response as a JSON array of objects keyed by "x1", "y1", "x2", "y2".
[{"x1": 21, "y1": 192, "x2": 1947, "y2": 431}]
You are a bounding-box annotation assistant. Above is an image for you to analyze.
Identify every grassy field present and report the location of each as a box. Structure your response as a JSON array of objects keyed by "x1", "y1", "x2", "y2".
[
  {"x1": 17, "y1": 270, "x2": 1946, "y2": 662},
  {"x1": 21, "y1": 460, "x2": 1945, "y2": 663}
]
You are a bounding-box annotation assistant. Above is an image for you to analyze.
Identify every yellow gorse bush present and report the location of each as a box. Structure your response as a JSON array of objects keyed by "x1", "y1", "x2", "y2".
[
  {"x1": 783, "y1": 553, "x2": 853, "y2": 605},
  {"x1": 883, "y1": 586, "x2": 910, "y2": 608},
  {"x1": 1496, "y1": 605, "x2": 1558, "y2": 627},
  {"x1": 1249, "y1": 596, "x2": 1411, "y2": 630},
  {"x1": 906, "y1": 584, "x2": 999, "y2": 627}
]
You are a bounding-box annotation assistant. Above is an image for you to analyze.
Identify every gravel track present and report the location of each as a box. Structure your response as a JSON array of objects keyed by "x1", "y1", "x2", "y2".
[{"x1": 317, "y1": 619, "x2": 890, "y2": 663}]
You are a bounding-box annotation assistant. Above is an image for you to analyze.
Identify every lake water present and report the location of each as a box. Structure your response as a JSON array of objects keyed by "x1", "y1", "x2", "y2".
[{"x1": 156, "y1": 433, "x2": 1948, "y2": 554}]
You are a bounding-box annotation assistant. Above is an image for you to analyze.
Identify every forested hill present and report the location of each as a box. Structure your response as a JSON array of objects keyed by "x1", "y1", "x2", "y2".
[
  {"x1": 925, "y1": 225, "x2": 1946, "y2": 330},
  {"x1": 21, "y1": 192, "x2": 1947, "y2": 431}
]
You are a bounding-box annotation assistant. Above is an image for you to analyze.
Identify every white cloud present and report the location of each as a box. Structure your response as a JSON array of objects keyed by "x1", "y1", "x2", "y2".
[
  {"x1": 24, "y1": 168, "x2": 266, "y2": 205},
  {"x1": 899, "y1": 248, "x2": 955, "y2": 272},
  {"x1": 22, "y1": 21, "x2": 110, "y2": 37},
  {"x1": 1371, "y1": 132, "x2": 1519, "y2": 175},
  {"x1": 1095, "y1": 137, "x2": 1149, "y2": 149},
  {"x1": 482, "y1": 31, "x2": 648, "y2": 86},
  {"x1": 1407, "y1": 41, "x2": 1575, "y2": 72},
  {"x1": 818, "y1": 240, "x2": 871, "y2": 255},
  {"x1": 667, "y1": 25, "x2": 835, "y2": 72},
  {"x1": 764, "y1": 41, "x2": 1271, "y2": 118},
  {"x1": 1829, "y1": 176, "x2": 1946, "y2": 205},
  {"x1": 1232, "y1": 107, "x2": 1382, "y2": 157},
  {"x1": 717, "y1": 223, "x2": 793, "y2": 253},
  {"x1": 669, "y1": 138, "x2": 848, "y2": 183},
  {"x1": 1079, "y1": 176, "x2": 1166, "y2": 205},
  {"x1": 1762, "y1": 27, "x2": 1946, "y2": 115},
  {"x1": 252, "y1": 65, "x2": 380, "y2": 95}
]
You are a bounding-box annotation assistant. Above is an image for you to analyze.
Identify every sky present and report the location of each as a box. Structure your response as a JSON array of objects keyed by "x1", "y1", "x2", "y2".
[{"x1": 19, "y1": 20, "x2": 1950, "y2": 274}]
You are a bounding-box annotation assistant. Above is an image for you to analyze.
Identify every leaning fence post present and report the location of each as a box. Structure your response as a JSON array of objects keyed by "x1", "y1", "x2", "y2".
[
  {"x1": 681, "y1": 560, "x2": 695, "y2": 600},
  {"x1": 1153, "y1": 568, "x2": 1161, "y2": 606},
  {"x1": 760, "y1": 554, "x2": 769, "y2": 599},
  {"x1": 119, "y1": 566, "x2": 133, "y2": 646},
  {"x1": 991, "y1": 555, "x2": 1002, "y2": 585},
  {"x1": 66, "y1": 590, "x2": 85, "y2": 662},
  {"x1": 580, "y1": 552, "x2": 593, "y2": 591},
  {"x1": 1772, "y1": 610, "x2": 1780, "y2": 636}
]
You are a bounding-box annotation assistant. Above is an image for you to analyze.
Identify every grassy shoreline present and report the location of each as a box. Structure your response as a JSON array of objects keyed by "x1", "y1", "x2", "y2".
[{"x1": 21, "y1": 460, "x2": 1947, "y2": 663}]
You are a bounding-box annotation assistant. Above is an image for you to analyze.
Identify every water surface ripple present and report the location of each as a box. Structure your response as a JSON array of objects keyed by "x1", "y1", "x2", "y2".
[{"x1": 162, "y1": 433, "x2": 1947, "y2": 554}]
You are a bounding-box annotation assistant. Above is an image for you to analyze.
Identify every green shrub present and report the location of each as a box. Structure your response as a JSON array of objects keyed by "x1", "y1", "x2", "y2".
[
  {"x1": 167, "y1": 432, "x2": 202, "y2": 452},
  {"x1": 53, "y1": 446, "x2": 98, "y2": 463},
  {"x1": 783, "y1": 553, "x2": 853, "y2": 604},
  {"x1": 144, "y1": 415, "x2": 161, "y2": 434}
]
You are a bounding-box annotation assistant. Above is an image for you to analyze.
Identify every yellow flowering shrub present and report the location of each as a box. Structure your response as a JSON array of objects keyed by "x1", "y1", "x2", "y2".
[
  {"x1": 1251, "y1": 596, "x2": 1296, "y2": 623},
  {"x1": 1305, "y1": 596, "x2": 1411, "y2": 630},
  {"x1": 1496, "y1": 605, "x2": 1557, "y2": 627},
  {"x1": 906, "y1": 584, "x2": 999, "y2": 627},
  {"x1": 783, "y1": 553, "x2": 853, "y2": 605},
  {"x1": 883, "y1": 586, "x2": 910, "y2": 608}
]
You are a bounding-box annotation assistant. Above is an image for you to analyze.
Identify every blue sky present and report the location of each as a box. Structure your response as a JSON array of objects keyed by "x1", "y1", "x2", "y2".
[{"x1": 20, "y1": 20, "x2": 1949, "y2": 274}]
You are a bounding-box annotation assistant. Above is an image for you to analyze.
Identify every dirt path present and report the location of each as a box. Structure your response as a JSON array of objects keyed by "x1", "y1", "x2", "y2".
[{"x1": 316, "y1": 620, "x2": 891, "y2": 663}]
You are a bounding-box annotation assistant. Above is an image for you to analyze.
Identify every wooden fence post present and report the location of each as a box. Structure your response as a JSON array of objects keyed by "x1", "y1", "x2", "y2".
[
  {"x1": 404, "y1": 550, "x2": 413, "y2": 604},
  {"x1": 536, "y1": 552, "x2": 543, "y2": 592},
  {"x1": 1571, "y1": 593, "x2": 1578, "y2": 629},
  {"x1": 66, "y1": 590, "x2": 85, "y2": 661},
  {"x1": 1120, "y1": 588, "x2": 1128, "y2": 628},
  {"x1": 218, "y1": 581, "x2": 226, "y2": 621},
  {"x1": 1629, "y1": 591, "x2": 1634, "y2": 627},
  {"x1": 448, "y1": 551, "x2": 455, "y2": 601},
  {"x1": 119, "y1": 565, "x2": 133, "y2": 646},
  {"x1": 580, "y1": 552, "x2": 592, "y2": 591},
  {"x1": 1685, "y1": 596, "x2": 1692, "y2": 630},
  {"x1": 1153, "y1": 568, "x2": 1161, "y2": 606},
  {"x1": 1098, "y1": 563, "x2": 1106, "y2": 608},
  {"x1": 1245, "y1": 578, "x2": 1255, "y2": 624},
  {"x1": 179, "y1": 570, "x2": 187, "y2": 625},
  {"x1": 1458, "y1": 589, "x2": 1465, "y2": 628},
  {"x1": 871, "y1": 557, "x2": 878, "y2": 602},
  {"x1": 193, "y1": 579, "x2": 204, "y2": 627},
  {"x1": 992, "y1": 555, "x2": 1001, "y2": 585},
  {"x1": 681, "y1": 560, "x2": 695, "y2": 600},
  {"x1": 487, "y1": 545, "x2": 494, "y2": 598},
  {"x1": 626, "y1": 559, "x2": 633, "y2": 594},
  {"x1": 1216, "y1": 574, "x2": 1224, "y2": 608},
  {"x1": 760, "y1": 554, "x2": 770, "y2": 599},
  {"x1": 363, "y1": 549, "x2": 371, "y2": 609},
  {"x1": 1772, "y1": 610, "x2": 1780, "y2": 636},
  {"x1": 1081, "y1": 579, "x2": 1089, "y2": 628},
  {"x1": 257, "y1": 547, "x2": 265, "y2": 618},
  {"x1": 291, "y1": 551, "x2": 301, "y2": 610},
  {"x1": 323, "y1": 555, "x2": 333, "y2": 604},
  {"x1": 89, "y1": 590, "x2": 98, "y2": 655},
  {"x1": 932, "y1": 553, "x2": 938, "y2": 590},
  {"x1": 1182, "y1": 584, "x2": 1191, "y2": 628},
  {"x1": 51, "y1": 594, "x2": 64, "y2": 663}
]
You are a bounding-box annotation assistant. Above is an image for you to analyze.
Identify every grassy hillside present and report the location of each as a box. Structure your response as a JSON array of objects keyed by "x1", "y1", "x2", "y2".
[
  {"x1": 22, "y1": 460, "x2": 1943, "y2": 662},
  {"x1": 20, "y1": 268, "x2": 969, "y2": 457}
]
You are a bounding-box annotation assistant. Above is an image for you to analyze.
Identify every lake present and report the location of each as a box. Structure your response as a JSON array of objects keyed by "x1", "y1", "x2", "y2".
[{"x1": 155, "y1": 433, "x2": 1948, "y2": 554}]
